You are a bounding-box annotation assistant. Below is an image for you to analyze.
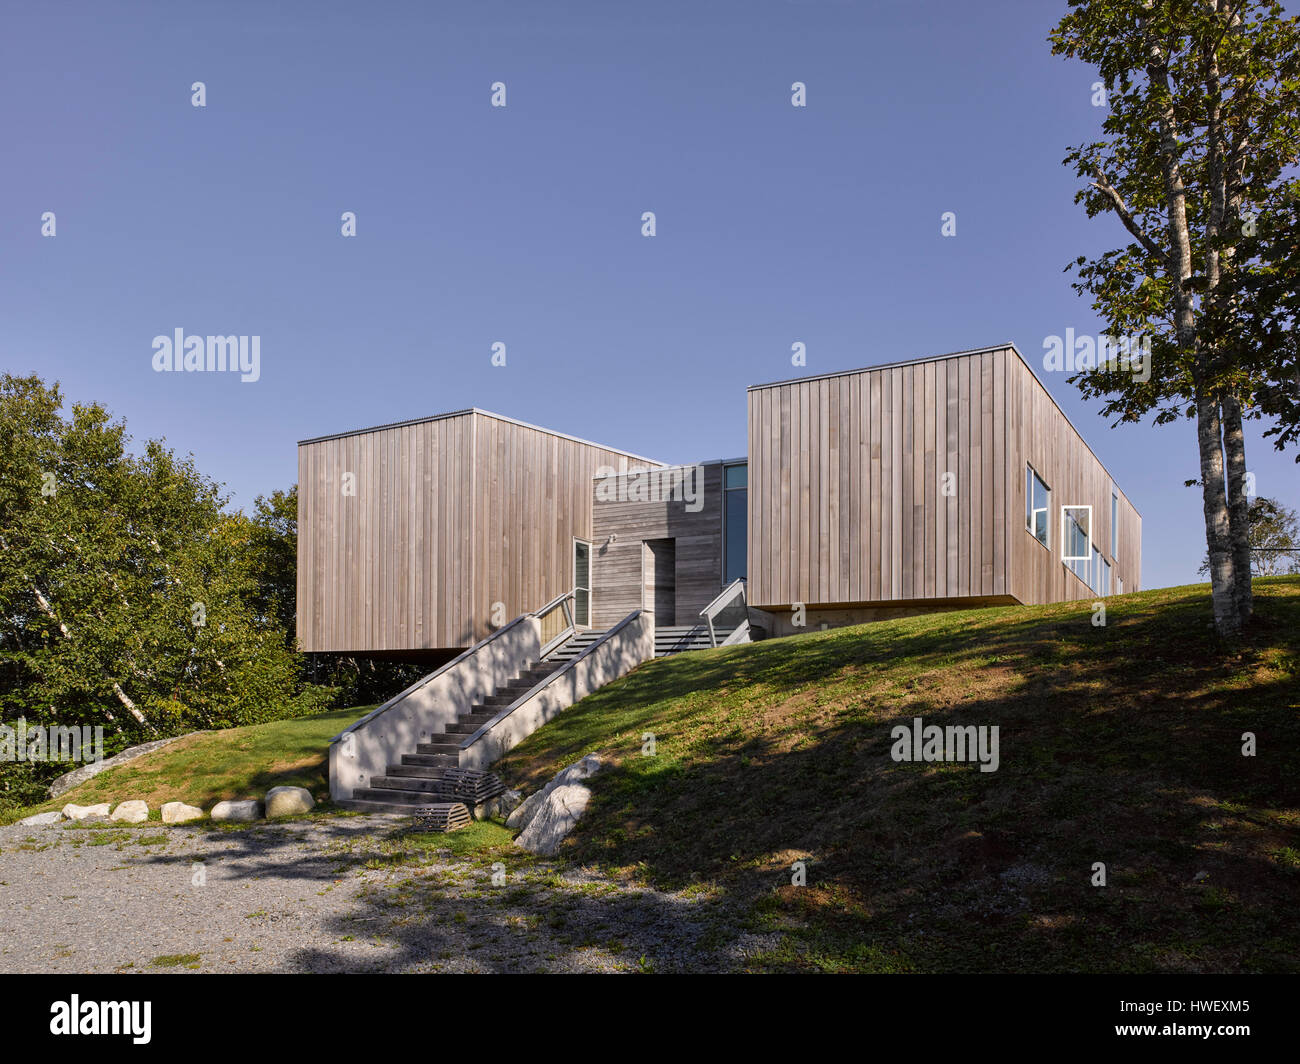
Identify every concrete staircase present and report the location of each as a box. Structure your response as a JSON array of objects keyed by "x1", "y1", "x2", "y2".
[
  {"x1": 653, "y1": 623, "x2": 740, "y2": 657},
  {"x1": 342, "y1": 658, "x2": 561, "y2": 813},
  {"x1": 335, "y1": 616, "x2": 727, "y2": 812},
  {"x1": 341, "y1": 629, "x2": 617, "y2": 812}
]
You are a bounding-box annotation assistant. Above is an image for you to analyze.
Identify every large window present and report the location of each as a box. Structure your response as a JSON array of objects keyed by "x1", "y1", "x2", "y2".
[
  {"x1": 573, "y1": 540, "x2": 591, "y2": 627},
  {"x1": 1111, "y1": 489, "x2": 1119, "y2": 561},
  {"x1": 723, "y1": 463, "x2": 748, "y2": 584},
  {"x1": 1066, "y1": 541, "x2": 1104, "y2": 593},
  {"x1": 1026, "y1": 465, "x2": 1050, "y2": 547}
]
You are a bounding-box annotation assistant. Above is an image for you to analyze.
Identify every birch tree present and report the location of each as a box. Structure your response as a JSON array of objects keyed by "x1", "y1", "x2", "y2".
[{"x1": 1050, "y1": 0, "x2": 1300, "y2": 638}]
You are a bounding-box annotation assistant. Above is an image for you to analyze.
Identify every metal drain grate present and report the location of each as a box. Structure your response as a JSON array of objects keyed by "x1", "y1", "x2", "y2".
[{"x1": 408, "y1": 802, "x2": 472, "y2": 833}]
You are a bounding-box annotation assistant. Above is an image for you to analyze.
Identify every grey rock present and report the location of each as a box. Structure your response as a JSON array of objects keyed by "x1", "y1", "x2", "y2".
[
  {"x1": 473, "y1": 788, "x2": 523, "y2": 821},
  {"x1": 110, "y1": 800, "x2": 149, "y2": 824},
  {"x1": 161, "y1": 801, "x2": 204, "y2": 824},
  {"x1": 210, "y1": 799, "x2": 263, "y2": 822},
  {"x1": 18, "y1": 810, "x2": 64, "y2": 827},
  {"x1": 514, "y1": 783, "x2": 592, "y2": 856},
  {"x1": 507, "y1": 755, "x2": 604, "y2": 833},
  {"x1": 48, "y1": 732, "x2": 204, "y2": 799},
  {"x1": 264, "y1": 786, "x2": 315, "y2": 818},
  {"x1": 62, "y1": 802, "x2": 112, "y2": 821}
]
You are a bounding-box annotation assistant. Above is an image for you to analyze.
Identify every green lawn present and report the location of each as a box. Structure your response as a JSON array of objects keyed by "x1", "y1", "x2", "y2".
[
  {"x1": 9, "y1": 578, "x2": 1299, "y2": 973},
  {"x1": 3, "y1": 705, "x2": 371, "y2": 823},
  {"x1": 494, "y1": 576, "x2": 1300, "y2": 973}
]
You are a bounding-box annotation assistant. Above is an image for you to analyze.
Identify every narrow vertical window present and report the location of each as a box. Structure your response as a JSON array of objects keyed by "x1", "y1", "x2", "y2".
[
  {"x1": 573, "y1": 540, "x2": 591, "y2": 627},
  {"x1": 1111, "y1": 488, "x2": 1119, "y2": 562},
  {"x1": 723, "y1": 462, "x2": 748, "y2": 584},
  {"x1": 1026, "y1": 465, "x2": 1050, "y2": 548}
]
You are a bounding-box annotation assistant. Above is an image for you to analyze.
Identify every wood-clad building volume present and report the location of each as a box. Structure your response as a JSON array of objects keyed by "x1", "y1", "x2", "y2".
[
  {"x1": 746, "y1": 343, "x2": 1140, "y2": 632},
  {"x1": 297, "y1": 343, "x2": 1141, "y2": 657},
  {"x1": 297, "y1": 409, "x2": 660, "y2": 659}
]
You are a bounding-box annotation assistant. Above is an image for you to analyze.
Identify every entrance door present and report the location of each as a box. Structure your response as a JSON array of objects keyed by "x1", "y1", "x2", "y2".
[
  {"x1": 573, "y1": 539, "x2": 591, "y2": 627},
  {"x1": 642, "y1": 539, "x2": 676, "y2": 625}
]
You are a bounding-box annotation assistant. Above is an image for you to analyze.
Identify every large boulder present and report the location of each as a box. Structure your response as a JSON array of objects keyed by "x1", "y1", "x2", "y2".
[
  {"x1": 264, "y1": 786, "x2": 315, "y2": 818},
  {"x1": 514, "y1": 784, "x2": 593, "y2": 856},
  {"x1": 507, "y1": 755, "x2": 604, "y2": 833},
  {"x1": 110, "y1": 800, "x2": 149, "y2": 824},
  {"x1": 62, "y1": 802, "x2": 111, "y2": 821},
  {"x1": 18, "y1": 810, "x2": 64, "y2": 827},
  {"x1": 161, "y1": 801, "x2": 204, "y2": 824},
  {"x1": 210, "y1": 799, "x2": 263, "y2": 822}
]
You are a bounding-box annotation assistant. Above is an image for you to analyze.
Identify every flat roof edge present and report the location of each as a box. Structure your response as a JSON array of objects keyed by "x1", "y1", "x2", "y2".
[
  {"x1": 298, "y1": 407, "x2": 664, "y2": 465},
  {"x1": 745, "y1": 342, "x2": 1022, "y2": 392},
  {"x1": 745, "y1": 341, "x2": 1141, "y2": 517}
]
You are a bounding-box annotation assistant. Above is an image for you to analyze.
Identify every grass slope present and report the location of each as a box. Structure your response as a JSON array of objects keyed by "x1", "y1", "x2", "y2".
[
  {"x1": 497, "y1": 577, "x2": 1300, "y2": 973},
  {"x1": 4, "y1": 706, "x2": 370, "y2": 823}
]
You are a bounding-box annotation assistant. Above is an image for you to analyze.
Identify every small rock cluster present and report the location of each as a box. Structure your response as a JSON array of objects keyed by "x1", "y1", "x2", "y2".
[
  {"x1": 17, "y1": 785, "x2": 317, "y2": 828},
  {"x1": 509, "y1": 754, "x2": 605, "y2": 856}
]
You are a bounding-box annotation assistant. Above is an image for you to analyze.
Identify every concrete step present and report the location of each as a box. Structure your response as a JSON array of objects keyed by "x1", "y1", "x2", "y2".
[
  {"x1": 335, "y1": 799, "x2": 430, "y2": 815},
  {"x1": 370, "y1": 776, "x2": 462, "y2": 794},
  {"x1": 403, "y1": 750, "x2": 457, "y2": 765},
  {"x1": 353, "y1": 787, "x2": 442, "y2": 806},
  {"x1": 385, "y1": 763, "x2": 454, "y2": 778},
  {"x1": 654, "y1": 625, "x2": 738, "y2": 656}
]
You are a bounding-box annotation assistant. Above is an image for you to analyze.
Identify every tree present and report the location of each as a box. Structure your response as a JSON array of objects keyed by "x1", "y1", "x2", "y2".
[
  {"x1": 1199, "y1": 496, "x2": 1300, "y2": 575},
  {"x1": 0, "y1": 375, "x2": 328, "y2": 759},
  {"x1": 1050, "y1": 0, "x2": 1300, "y2": 639}
]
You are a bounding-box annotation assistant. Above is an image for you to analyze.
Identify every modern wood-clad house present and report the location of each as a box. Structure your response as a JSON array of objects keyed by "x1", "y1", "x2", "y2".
[
  {"x1": 297, "y1": 408, "x2": 661, "y2": 661},
  {"x1": 746, "y1": 343, "x2": 1141, "y2": 634},
  {"x1": 298, "y1": 343, "x2": 1141, "y2": 661}
]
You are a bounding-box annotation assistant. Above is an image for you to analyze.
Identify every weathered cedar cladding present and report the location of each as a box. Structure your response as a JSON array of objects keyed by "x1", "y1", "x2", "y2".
[
  {"x1": 297, "y1": 409, "x2": 660, "y2": 654},
  {"x1": 589, "y1": 463, "x2": 726, "y2": 628},
  {"x1": 746, "y1": 344, "x2": 1141, "y2": 611}
]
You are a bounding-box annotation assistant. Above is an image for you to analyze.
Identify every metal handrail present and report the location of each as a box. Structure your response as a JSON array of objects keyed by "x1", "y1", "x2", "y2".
[
  {"x1": 535, "y1": 590, "x2": 577, "y2": 658},
  {"x1": 533, "y1": 589, "x2": 575, "y2": 621},
  {"x1": 459, "y1": 608, "x2": 648, "y2": 753},
  {"x1": 699, "y1": 578, "x2": 748, "y2": 648},
  {"x1": 329, "y1": 610, "x2": 533, "y2": 744}
]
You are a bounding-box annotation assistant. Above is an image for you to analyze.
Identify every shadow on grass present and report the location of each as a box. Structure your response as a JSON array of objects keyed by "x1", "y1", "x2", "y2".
[{"x1": 489, "y1": 579, "x2": 1300, "y2": 972}]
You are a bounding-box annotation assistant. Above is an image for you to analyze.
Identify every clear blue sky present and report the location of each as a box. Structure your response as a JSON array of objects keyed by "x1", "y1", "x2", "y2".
[{"x1": 3, "y1": 0, "x2": 1295, "y2": 591}]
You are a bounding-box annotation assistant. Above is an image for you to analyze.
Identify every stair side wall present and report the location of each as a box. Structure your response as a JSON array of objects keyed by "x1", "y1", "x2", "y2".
[
  {"x1": 459, "y1": 611, "x2": 655, "y2": 772},
  {"x1": 330, "y1": 617, "x2": 541, "y2": 800}
]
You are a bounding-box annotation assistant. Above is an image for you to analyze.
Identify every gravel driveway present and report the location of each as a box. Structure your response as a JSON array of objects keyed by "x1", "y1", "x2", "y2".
[{"x1": 0, "y1": 814, "x2": 753, "y2": 973}]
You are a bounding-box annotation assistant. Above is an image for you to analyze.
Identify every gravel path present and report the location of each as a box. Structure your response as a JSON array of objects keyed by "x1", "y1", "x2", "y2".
[{"x1": 0, "y1": 815, "x2": 753, "y2": 973}]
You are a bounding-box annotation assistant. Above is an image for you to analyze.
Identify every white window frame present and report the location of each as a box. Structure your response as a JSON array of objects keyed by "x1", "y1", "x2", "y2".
[
  {"x1": 572, "y1": 537, "x2": 592, "y2": 629},
  {"x1": 1026, "y1": 465, "x2": 1050, "y2": 549},
  {"x1": 1061, "y1": 505, "x2": 1093, "y2": 563}
]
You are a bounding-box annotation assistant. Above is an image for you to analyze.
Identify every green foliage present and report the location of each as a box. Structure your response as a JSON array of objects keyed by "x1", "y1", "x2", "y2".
[
  {"x1": 1199, "y1": 496, "x2": 1300, "y2": 575},
  {"x1": 1049, "y1": 0, "x2": 1300, "y2": 435},
  {"x1": 0, "y1": 374, "x2": 332, "y2": 747}
]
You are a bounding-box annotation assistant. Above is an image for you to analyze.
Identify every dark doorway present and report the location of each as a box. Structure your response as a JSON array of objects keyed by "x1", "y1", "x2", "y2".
[{"x1": 643, "y1": 539, "x2": 676, "y2": 625}]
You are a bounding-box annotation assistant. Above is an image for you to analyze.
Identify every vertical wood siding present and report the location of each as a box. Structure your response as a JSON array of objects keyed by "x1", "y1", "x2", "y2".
[
  {"x1": 589, "y1": 463, "x2": 725, "y2": 627},
  {"x1": 298, "y1": 411, "x2": 657, "y2": 653},
  {"x1": 746, "y1": 347, "x2": 1141, "y2": 610}
]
